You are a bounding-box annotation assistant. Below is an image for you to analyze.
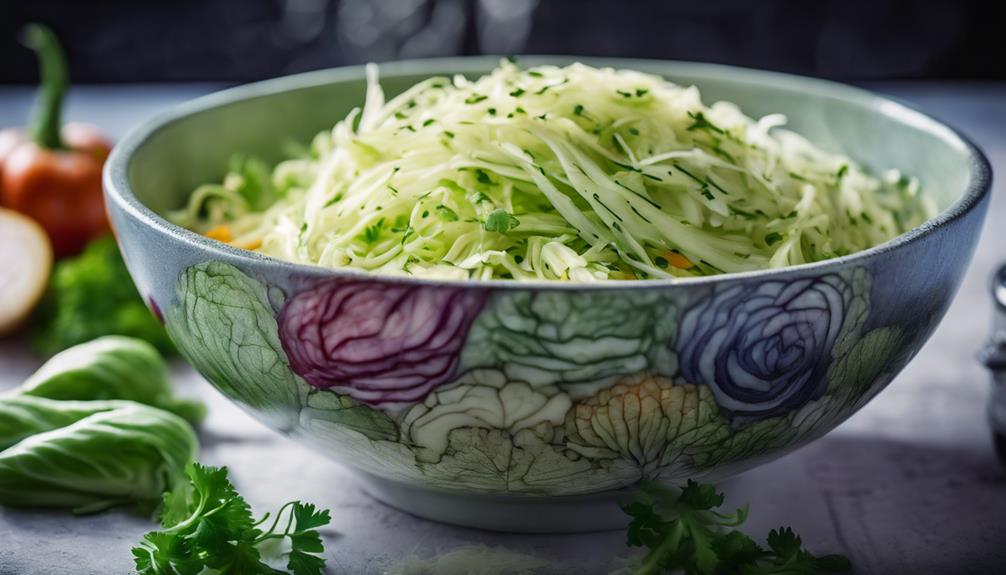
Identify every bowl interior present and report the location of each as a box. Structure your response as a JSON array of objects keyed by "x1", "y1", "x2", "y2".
[{"x1": 125, "y1": 57, "x2": 975, "y2": 219}]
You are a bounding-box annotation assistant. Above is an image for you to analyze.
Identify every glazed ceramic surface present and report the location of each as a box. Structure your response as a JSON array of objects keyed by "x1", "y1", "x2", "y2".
[{"x1": 104, "y1": 57, "x2": 991, "y2": 527}]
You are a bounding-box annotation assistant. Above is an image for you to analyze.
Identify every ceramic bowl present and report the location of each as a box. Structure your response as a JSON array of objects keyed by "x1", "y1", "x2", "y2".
[{"x1": 104, "y1": 57, "x2": 991, "y2": 532}]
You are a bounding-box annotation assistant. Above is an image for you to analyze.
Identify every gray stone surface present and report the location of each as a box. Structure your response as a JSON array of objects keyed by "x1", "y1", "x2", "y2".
[{"x1": 1, "y1": 81, "x2": 1005, "y2": 574}]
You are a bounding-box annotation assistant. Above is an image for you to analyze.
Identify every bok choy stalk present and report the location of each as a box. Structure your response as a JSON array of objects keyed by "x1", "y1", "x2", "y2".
[
  {"x1": 12, "y1": 335, "x2": 205, "y2": 425},
  {"x1": 0, "y1": 337, "x2": 204, "y2": 513},
  {"x1": 0, "y1": 395, "x2": 116, "y2": 451},
  {"x1": 0, "y1": 398, "x2": 197, "y2": 514}
]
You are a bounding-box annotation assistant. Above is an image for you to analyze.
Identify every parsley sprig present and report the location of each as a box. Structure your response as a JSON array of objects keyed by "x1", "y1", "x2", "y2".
[
  {"x1": 133, "y1": 463, "x2": 331, "y2": 575},
  {"x1": 624, "y1": 481, "x2": 851, "y2": 575}
]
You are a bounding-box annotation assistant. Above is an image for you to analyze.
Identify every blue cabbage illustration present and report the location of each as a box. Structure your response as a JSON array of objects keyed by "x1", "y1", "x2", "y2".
[{"x1": 677, "y1": 273, "x2": 858, "y2": 421}]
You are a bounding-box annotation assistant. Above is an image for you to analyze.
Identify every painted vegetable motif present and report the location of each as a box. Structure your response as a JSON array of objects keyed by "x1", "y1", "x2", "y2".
[
  {"x1": 169, "y1": 261, "x2": 908, "y2": 495},
  {"x1": 401, "y1": 369, "x2": 571, "y2": 462},
  {"x1": 278, "y1": 281, "x2": 486, "y2": 407},
  {"x1": 461, "y1": 290, "x2": 681, "y2": 393},
  {"x1": 564, "y1": 374, "x2": 729, "y2": 476},
  {"x1": 167, "y1": 262, "x2": 305, "y2": 430},
  {"x1": 676, "y1": 274, "x2": 857, "y2": 421}
]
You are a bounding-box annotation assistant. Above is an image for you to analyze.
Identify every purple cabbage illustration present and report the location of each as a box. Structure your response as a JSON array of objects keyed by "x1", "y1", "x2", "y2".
[
  {"x1": 678, "y1": 275, "x2": 852, "y2": 421},
  {"x1": 278, "y1": 281, "x2": 487, "y2": 407}
]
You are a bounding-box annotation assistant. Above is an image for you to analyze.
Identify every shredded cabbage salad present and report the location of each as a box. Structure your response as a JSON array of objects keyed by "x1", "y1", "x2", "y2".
[{"x1": 173, "y1": 60, "x2": 934, "y2": 281}]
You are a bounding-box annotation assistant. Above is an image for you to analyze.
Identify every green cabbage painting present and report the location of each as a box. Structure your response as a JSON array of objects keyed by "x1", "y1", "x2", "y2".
[
  {"x1": 167, "y1": 262, "x2": 307, "y2": 430},
  {"x1": 402, "y1": 369, "x2": 571, "y2": 462},
  {"x1": 461, "y1": 290, "x2": 682, "y2": 394}
]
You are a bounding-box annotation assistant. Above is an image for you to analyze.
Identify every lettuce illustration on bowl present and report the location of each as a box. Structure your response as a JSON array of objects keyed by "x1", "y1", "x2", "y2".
[
  {"x1": 168, "y1": 262, "x2": 305, "y2": 429},
  {"x1": 401, "y1": 369, "x2": 571, "y2": 462},
  {"x1": 677, "y1": 273, "x2": 862, "y2": 421},
  {"x1": 791, "y1": 326, "x2": 910, "y2": 444},
  {"x1": 300, "y1": 390, "x2": 399, "y2": 441},
  {"x1": 278, "y1": 281, "x2": 486, "y2": 408},
  {"x1": 462, "y1": 290, "x2": 681, "y2": 396}
]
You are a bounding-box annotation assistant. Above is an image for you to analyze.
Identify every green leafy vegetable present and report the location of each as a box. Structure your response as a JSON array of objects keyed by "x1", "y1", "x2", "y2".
[
  {"x1": 227, "y1": 154, "x2": 282, "y2": 212},
  {"x1": 623, "y1": 480, "x2": 851, "y2": 575},
  {"x1": 31, "y1": 235, "x2": 174, "y2": 357},
  {"x1": 0, "y1": 395, "x2": 116, "y2": 451},
  {"x1": 13, "y1": 336, "x2": 205, "y2": 425},
  {"x1": 0, "y1": 401, "x2": 198, "y2": 514},
  {"x1": 133, "y1": 463, "x2": 331, "y2": 575}
]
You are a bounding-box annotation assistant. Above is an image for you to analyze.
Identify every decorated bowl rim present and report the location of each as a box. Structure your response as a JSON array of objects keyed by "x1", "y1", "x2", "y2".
[{"x1": 104, "y1": 55, "x2": 993, "y2": 291}]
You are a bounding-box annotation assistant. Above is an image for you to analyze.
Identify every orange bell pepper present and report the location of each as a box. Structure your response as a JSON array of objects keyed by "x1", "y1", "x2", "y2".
[
  {"x1": 662, "y1": 250, "x2": 694, "y2": 270},
  {"x1": 0, "y1": 25, "x2": 112, "y2": 258}
]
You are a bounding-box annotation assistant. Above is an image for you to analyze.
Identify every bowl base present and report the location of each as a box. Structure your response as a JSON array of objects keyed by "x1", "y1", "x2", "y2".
[{"x1": 352, "y1": 470, "x2": 636, "y2": 533}]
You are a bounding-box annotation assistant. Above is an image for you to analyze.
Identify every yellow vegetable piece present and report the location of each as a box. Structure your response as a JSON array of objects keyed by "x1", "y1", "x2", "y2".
[{"x1": 204, "y1": 224, "x2": 233, "y2": 243}]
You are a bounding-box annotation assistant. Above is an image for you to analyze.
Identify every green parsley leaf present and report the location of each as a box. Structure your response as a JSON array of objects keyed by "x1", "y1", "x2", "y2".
[
  {"x1": 476, "y1": 169, "x2": 493, "y2": 185},
  {"x1": 483, "y1": 209, "x2": 520, "y2": 233},
  {"x1": 133, "y1": 464, "x2": 331, "y2": 575},
  {"x1": 436, "y1": 204, "x2": 460, "y2": 221},
  {"x1": 360, "y1": 218, "x2": 385, "y2": 244},
  {"x1": 686, "y1": 111, "x2": 726, "y2": 135},
  {"x1": 31, "y1": 236, "x2": 175, "y2": 357},
  {"x1": 622, "y1": 480, "x2": 850, "y2": 575}
]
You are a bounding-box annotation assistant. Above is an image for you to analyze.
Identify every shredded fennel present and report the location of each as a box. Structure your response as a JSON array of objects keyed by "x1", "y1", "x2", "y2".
[{"x1": 172, "y1": 60, "x2": 934, "y2": 281}]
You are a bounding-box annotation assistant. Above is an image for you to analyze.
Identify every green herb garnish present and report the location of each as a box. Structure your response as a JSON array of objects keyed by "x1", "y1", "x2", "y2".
[
  {"x1": 624, "y1": 481, "x2": 851, "y2": 575},
  {"x1": 133, "y1": 464, "x2": 331, "y2": 575},
  {"x1": 436, "y1": 204, "x2": 459, "y2": 221},
  {"x1": 484, "y1": 209, "x2": 520, "y2": 233},
  {"x1": 686, "y1": 111, "x2": 726, "y2": 135},
  {"x1": 361, "y1": 218, "x2": 385, "y2": 243},
  {"x1": 31, "y1": 236, "x2": 175, "y2": 357}
]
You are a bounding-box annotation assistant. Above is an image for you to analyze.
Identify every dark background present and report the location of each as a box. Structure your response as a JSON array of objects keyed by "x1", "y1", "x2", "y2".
[{"x1": 2, "y1": 0, "x2": 1005, "y2": 84}]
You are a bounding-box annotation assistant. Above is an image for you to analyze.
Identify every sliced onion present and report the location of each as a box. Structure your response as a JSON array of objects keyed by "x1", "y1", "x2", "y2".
[{"x1": 0, "y1": 208, "x2": 52, "y2": 335}]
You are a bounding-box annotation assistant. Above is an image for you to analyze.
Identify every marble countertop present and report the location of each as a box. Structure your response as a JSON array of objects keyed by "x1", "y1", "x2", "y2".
[{"x1": 1, "y1": 81, "x2": 1005, "y2": 575}]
